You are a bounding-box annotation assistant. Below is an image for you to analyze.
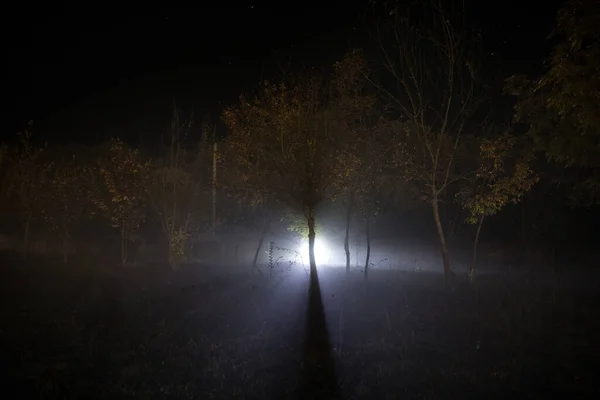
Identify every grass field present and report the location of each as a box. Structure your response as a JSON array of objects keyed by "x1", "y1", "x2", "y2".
[{"x1": 1, "y1": 252, "x2": 598, "y2": 399}]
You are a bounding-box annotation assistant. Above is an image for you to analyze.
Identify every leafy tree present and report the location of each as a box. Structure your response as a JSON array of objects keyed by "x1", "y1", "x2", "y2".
[
  {"x1": 279, "y1": 208, "x2": 325, "y2": 240},
  {"x1": 223, "y1": 70, "x2": 342, "y2": 276},
  {"x1": 5, "y1": 125, "x2": 51, "y2": 257},
  {"x1": 43, "y1": 157, "x2": 91, "y2": 264},
  {"x1": 225, "y1": 64, "x2": 348, "y2": 392},
  {"x1": 506, "y1": 0, "x2": 600, "y2": 205},
  {"x1": 458, "y1": 133, "x2": 538, "y2": 281},
  {"x1": 93, "y1": 138, "x2": 151, "y2": 265}
]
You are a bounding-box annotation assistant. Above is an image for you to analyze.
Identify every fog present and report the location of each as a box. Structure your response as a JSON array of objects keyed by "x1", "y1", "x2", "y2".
[
  {"x1": 4, "y1": 0, "x2": 600, "y2": 395},
  {"x1": 2, "y1": 206, "x2": 599, "y2": 398}
]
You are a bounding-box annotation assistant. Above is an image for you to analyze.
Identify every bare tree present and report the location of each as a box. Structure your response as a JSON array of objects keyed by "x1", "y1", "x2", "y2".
[
  {"x1": 149, "y1": 108, "x2": 209, "y2": 269},
  {"x1": 373, "y1": 1, "x2": 483, "y2": 282}
]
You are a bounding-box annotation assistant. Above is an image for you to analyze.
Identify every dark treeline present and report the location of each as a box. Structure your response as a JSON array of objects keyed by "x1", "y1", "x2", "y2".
[{"x1": 2, "y1": 0, "x2": 599, "y2": 281}]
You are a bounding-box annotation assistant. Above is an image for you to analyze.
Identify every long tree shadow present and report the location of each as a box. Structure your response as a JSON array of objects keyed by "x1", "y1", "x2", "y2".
[{"x1": 299, "y1": 270, "x2": 339, "y2": 399}]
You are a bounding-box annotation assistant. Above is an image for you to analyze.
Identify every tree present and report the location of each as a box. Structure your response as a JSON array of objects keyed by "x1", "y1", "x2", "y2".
[
  {"x1": 93, "y1": 138, "x2": 151, "y2": 265},
  {"x1": 247, "y1": 203, "x2": 273, "y2": 268},
  {"x1": 218, "y1": 135, "x2": 276, "y2": 267},
  {"x1": 373, "y1": 1, "x2": 483, "y2": 282},
  {"x1": 0, "y1": 143, "x2": 5, "y2": 172},
  {"x1": 5, "y1": 125, "x2": 51, "y2": 258},
  {"x1": 223, "y1": 70, "x2": 342, "y2": 276},
  {"x1": 0, "y1": 143, "x2": 8, "y2": 210},
  {"x1": 149, "y1": 109, "x2": 211, "y2": 269},
  {"x1": 333, "y1": 120, "x2": 395, "y2": 277},
  {"x1": 329, "y1": 49, "x2": 384, "y2": 273},
  {"x1": 236, "y1": 200, "x2": 275, "y2": 269},
  {"x1": 458, "y1": 132, "x2": 538, "y2": 281},
  {"x1": 331, "y1": 148, "x2": 362, "y2": 272},
  {"x1": 506, "y1": 0, "x2": 600, "y2": 206},
  {"x1": 357, "y1": 136, "x2": 394, "y2": 279},
  {"x1": 43, "y1": 157, "x2": 91, "y2": 264}
]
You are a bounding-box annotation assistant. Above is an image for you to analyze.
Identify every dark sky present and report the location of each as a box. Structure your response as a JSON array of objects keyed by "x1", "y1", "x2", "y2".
[{"x1": 4, "y1": 0, "x2": 566, "y2": 145}]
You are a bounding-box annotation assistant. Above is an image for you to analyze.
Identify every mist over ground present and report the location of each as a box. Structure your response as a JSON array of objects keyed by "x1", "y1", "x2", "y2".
[{"x1": 2, "y1": 220, "x2": 599, "y2": 398}]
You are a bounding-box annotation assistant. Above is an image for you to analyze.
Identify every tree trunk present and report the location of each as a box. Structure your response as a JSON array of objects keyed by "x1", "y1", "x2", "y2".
[
  {"x1": 120, "y1": 225, "x2": 127, "y2": 266},
  {"x1": 344, "y1": 199, "x2": 353, "y2": 272},
  {"x1": 62, "y1": 232, "x2": 69, "y2": 265},
  {"x1": 470, "y1": 215, "x2": 485, "y2": 283},
  {"x1": 168, "y1": 250, "x2": 178, "y2": 270},
  {"x1": 252, "y1": 229, "x2": 266, "y2": 268},
  {"x1": 364, "y1": 216, "x2": 371, "y2": 280},
  {"x1": 307, "y1": 207, "x2": 317, "y2": 278},
  {"x1": 234, "y1": 242, "x2": 240, "y2": 264},
  {"x1": 432, "y1": 197, "x2": 452, "y2": 284},
  {"x1": 520, "y1": 200, "x2": 531, "y2": 252},
  {"x1": 23, "y1": 215, "x2": 31, "y2": 260},
  {"x1": 167, "y1": 235, "x2": 179, "y2": 271}
]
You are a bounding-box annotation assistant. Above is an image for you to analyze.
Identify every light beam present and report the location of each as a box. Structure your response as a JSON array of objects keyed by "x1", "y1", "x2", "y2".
[{"x1": 300, "y1": 237, "x2": 331, "y2": 267}]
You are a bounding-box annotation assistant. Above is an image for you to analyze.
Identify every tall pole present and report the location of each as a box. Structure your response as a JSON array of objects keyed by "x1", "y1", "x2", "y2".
[{"x1": 212, "y1": 138, "x2": 217, "y2": 238}]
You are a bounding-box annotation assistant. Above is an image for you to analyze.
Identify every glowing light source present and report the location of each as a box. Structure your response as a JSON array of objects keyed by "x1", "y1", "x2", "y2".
[{"x1": 300, "y1": 237, "x2": 331, "y2": 266}]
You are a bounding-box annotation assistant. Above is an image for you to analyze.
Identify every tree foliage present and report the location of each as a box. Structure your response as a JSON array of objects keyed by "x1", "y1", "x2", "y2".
[
  {"x1": 0, "y1": 143, "x2": 6, "y2": 174},
  {"x1": 460, "y1": 133, "x2": 538, "y2": 224},
  {"x1": 0, "y1": 143, "x2": 6, "y2": 199},
  {"x1": 42, "y1": 157, "x2": 92, "y2": 264},
  {"x1": 457, "y1": 132, "x2": 538, "y2": 281},
  {"x1": 149, "y1": 109, "x2": 213, "y2": 269},
  {"x1": 223, "y1": 75, "x2": 338, "y2": 212},
  {"x1": 223, "y1": 68, "x2": 345, "y2": 272},
  {"x1": 218, "y1": 126, "x2": 274, "y2": 233},
  {"x1": 150, "y1": 164, "x2": 197, "y2": 267},
  {"x1": 4, "y1": 125, "x2": 52, "y2": 255},
  {"x1": 330, "y1": 49, "x2": 384, "y2": 215},
  {"x1": 94, "y1": 138, "x2": 152, "y2": 264},
  {"x1": 280, "y1": 208, "x2": 321, "y2": 237},
  {"x1": 506, "y1": 0, "x2": 600, "y2": 205}
]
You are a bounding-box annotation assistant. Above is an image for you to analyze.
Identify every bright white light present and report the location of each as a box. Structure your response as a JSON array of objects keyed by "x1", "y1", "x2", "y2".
[{"x1": 300, "y1": 237, "x2": 331, "y2": 266}]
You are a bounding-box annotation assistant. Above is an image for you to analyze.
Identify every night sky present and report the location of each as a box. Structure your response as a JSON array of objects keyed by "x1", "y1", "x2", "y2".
[{"x1": 5, "y1": 1, "x2": 566, "y2": 145}]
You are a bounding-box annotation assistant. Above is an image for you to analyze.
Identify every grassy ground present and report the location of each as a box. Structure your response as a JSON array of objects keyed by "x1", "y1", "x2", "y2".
[{"x1": 1, "y1": 252, "x2": 598, "y2": 399}]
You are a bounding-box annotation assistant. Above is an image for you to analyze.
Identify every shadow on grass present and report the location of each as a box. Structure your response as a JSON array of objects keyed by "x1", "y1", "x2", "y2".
[{"x1": 299, "y1": 269, "x2": 339, "y2": 399}]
